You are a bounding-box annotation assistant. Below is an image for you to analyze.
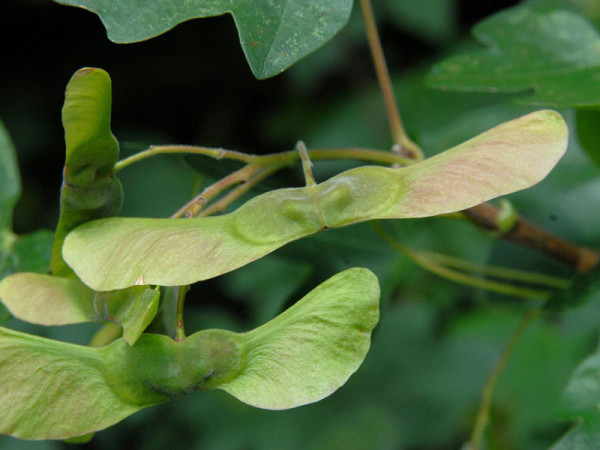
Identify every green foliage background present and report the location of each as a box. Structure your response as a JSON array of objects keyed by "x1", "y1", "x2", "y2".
[{"x1": 1, "y1": 0, "x2": 600, "y2": 448}]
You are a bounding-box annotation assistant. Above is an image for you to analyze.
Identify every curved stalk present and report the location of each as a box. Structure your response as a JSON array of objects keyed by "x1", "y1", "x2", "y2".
[
  {"x1": 420, "y1": 251, "x2": 569, "y2": 289},
  {"x1": 198, "y1": 166, "x2": 282, "y2": 217},
  {"x1": 114, "y1": 145, "x2": 254, "y2": 171},
  {"x1": 114, "y1": 145, "x2": 413, "y2": 173},
  {"x1": 372, "y1": 223, "x2": 554, "y2": 299},
  {"x1": 469, "y1": 309, "x2": 541, "y2": 449},
  {"x1": 296, "y1": 141, "x2": 316, "y2": 187},
  {"x1": 171, "y1": 165, "x2": 260, "y2": 219},
  {"x1": 359, "y1": 0, "x2": 424, "y2": 160},
  {"x1": 174, "y1": 285, "x2": 189, "y2": 342}
]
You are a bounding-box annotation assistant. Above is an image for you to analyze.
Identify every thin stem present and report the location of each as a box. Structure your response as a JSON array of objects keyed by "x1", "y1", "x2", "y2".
[
  {"x1": 171, "y1": 165, "x2": 259, "y2": 218},
  {"x1": 175, "y1": 285, "x2": 190, "y2": 342},
  {"x1": 421, "y1": 251, "x2": 570, "y2": 289},
  {"x1": 198, "y1": 166, "x2": 281, "y2": 217},
  {"x1": 359, "y1": 0, "x2": 424, "y2": 160},
  {"x1": 372, "y1": 223, "x2": 551, "y2": 299},
  {"x1": 469, "y1": 309, "x2": 541, "y2": 449},
  {"x1": 308, "y1": 148, "x2": 413, "y2": 166},
  {"x1": 296, "y1": 141, "x2": 317, "y2": 186},
  {"x1": 411, "y1": 252, "x2": 550, "y2": 299},
  {"x1": 114, "y1": 145, "x2": 413, "y2": 173},
  {"x1": 114, "y1": 145, "x2": 255, "y2": 171}
]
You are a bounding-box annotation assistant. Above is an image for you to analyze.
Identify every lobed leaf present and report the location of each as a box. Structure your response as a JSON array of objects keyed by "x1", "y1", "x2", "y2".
[
  {"x1": 63, "y1": 110, "x2": 568, "y2": 291},
  {"x1": 0, "y1": 268, "x2": 378, "y2": 439},
  {"x1": 555, "y1": 350, "x2": 600, "y2": 421},
  {"x1": 51, "y1": 67, "x2": 123, "y2": 276},
  {"x1": 0, "y1": 274, "x2": 159, "y2": 344},
  {"x1": 553, "y1": 349, "x2": 600, "y2": 447},
  {"x1": 427, "y1": 3, "x2": 600, "y2": 107},
  {"x1": 52, "y1": 0, "x2": 353, "y2": 79},
  {"x1": 551, "y1": 418, "x2": 600, "y2": 450}
]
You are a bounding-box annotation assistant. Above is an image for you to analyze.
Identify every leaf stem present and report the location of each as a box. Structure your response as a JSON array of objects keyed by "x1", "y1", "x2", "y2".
[
  {"x1": 296, "y1": 141, "x2": 317, "y2": 186},
  {"x1": 114, "y1": 145, "x2": 413, "y2": 173},
  {"x1": 171, "y1": 165, "x2": 260, "y2": 218},
  {"x1": 175, "y1": 285, "x2": 189, "y2": 342},
  {"x1": 372, "y1": 223, "x2": 553, "y2": 299},
  {"x1": 468, "y1": 309, "x2": 541, "y2": 450},
  {"x1": 198, "y1": 166, "x2": 282, "y2": 217},
  {"x1": 114, "y1": 145, "x2": 254, "y2": 171},
  {"x1": 420, "y1": 251, "x2": 569, "y2": 289},
  {"x1": 358, "y1": 0, "x2": 424, "y2": 160}
]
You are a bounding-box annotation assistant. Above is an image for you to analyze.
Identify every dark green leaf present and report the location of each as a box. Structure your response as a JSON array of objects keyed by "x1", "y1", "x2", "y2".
[
  {"x1": 545, "y1": 262, "x2": 600, "y2": 310},
  {"x1": 0, "y1": 305, "x2": 9, "y2": 326},
  {"x1": 576, "y1": 109, "x2": 600, "y2": 168},
  {"x1": 556, "y1": 350, "x2": 600, "y2": 420},
  {"x1": 552, "y1": 347, "x2": 600, "y2": 448},
  {"x1": 382, "y1": 0, "x2": 458, "y2": 44},
  {"x1": 62, "y1": 111, "x2": 567, "y2": 290},
  {"x1": 11, "y1": 230, "x2": 53, "y2": 274},
  {"x1": 52, "y1": 0, "x2": 352, "y2": 79},
  {"x1": 427, "y1": 4, "x2": 600, "y2": 107},
  {"x1": 0, "y1": 268, "x2": 379, "y2": 439},
  {"x1": 51, "y1": 67, "x2": 123, "y2": 277},
  {"x1": 0, "y1": 120, "x2": 20, "y2": 232},
  {"x1": 0, "y1": 119, "x2": 20, "y2": 288},
  {"x1": 551, "y1": 417, "x2": 600, "y2": 449}
]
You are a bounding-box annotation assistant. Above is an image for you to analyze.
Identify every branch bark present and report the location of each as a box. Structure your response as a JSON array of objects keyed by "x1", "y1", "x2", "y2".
[{"x1": 463, "y1": 203, "x2": 599, "y2": 272}]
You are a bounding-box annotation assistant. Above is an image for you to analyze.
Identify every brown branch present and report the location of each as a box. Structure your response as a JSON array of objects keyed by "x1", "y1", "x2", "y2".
[{"x1": 463, "y1": 203, "x2": 599, "y2": 272}]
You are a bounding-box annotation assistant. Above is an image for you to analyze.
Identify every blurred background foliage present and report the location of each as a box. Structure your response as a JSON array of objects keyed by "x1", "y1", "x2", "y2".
[{"x1": 1, "y1": 0, "x2": 600, "y2": 448}]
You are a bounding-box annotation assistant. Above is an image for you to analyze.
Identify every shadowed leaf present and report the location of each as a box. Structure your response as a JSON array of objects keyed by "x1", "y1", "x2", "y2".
[
  {"x1": 551, "y1": 417, "x2": 600, "y2": 449},
  {"x1": 427, "y1": 4, "x2": 600, "y2": 107},
  {"x1": 11, "y1": 230, "x2": 54, "y2": 274},
  {"x1": 52, "y1": 0, "x2": 352, "y2": 79},
  {"x1": 545, "y1": 262, "x2": 600, "y2": 311},
  {"x1": 63, "y1": 110, "x2": 567, "y2": 290},
  {"x1": 556, "y1": 350, "x2": 600, "y2": 421},
  {"x1": 0, "y1": 120, "x2": 20, "y2": 290},
  {"x1": 553, "y1": 348, "x2": 600, "y2": 447},
  {"x1": 0, "y1": 120, "x2": 20, "y2": 232},
  {"x1": 576, "y1": 109, "x2": 600, "y2": 169}
]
